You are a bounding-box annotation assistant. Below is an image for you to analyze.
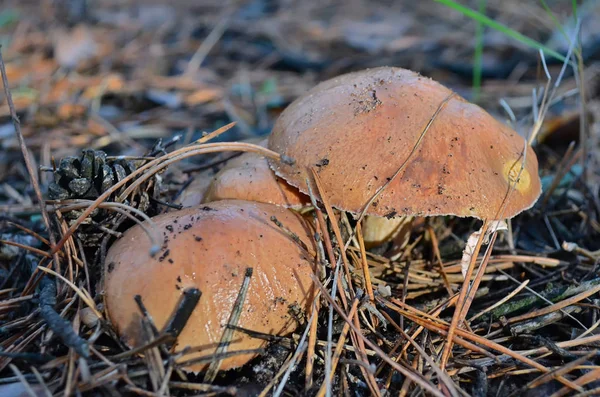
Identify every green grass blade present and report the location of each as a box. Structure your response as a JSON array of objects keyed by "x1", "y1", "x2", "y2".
[
  {"x1": 540, "y1": 0, "x2": 581, "y2": 59},
  {"x1": 540, "y1": 0, "x2": 567, "y2": 40},
  {"x1": 435, "y1": 0, "x2": 566, "y2": 62},
  {"x1": 472, "y1": 0, "x2": 487, "y2": 101}
]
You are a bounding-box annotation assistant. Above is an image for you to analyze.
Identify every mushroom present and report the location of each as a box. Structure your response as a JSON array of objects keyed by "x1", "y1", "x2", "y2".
[
  {"x1": 268, "y1": 66, "x2": 541, "y2": 221},
  {"x1": 175, "y1": 136, "x2": 270, "y2": 208},
  {"x1": 104, "y1": 200, "x2": 316, "y2": 372},
  {"x1": 203, "y1": 139, "x2": 309, "y2": 209}
]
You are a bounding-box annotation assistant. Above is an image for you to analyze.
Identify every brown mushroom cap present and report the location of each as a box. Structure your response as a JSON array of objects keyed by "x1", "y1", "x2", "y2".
[
  {"x1": 104, "y1": 200, "x2": 316, "y2": 372},
  {"x1": 268, "y1": 67, "x2": 541, "y2": 220},
  {"x1": 203, "y1": 139, "x2": 309, "y2": 209},
  {"x1": 176, "y1": 136, "x2": 269, "y2": 208}
]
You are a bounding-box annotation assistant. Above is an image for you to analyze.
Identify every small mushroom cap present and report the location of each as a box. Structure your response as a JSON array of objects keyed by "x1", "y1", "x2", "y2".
[
  {"x1": 176, "y1": 136, "x2": 269, "y2": 208},
  {"x1": 104, "y1": 200, "x2": 316, "y2": 372},
  {"x1": 268, "y1": 67, "x2": 541, "y2": 220},
  {"x1": 203, "y1": 139, "x2": 309, "y2": 209}
]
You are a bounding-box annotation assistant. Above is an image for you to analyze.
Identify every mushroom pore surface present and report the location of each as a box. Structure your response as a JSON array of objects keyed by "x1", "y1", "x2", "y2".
[
  {"x1": 104, "y1": 200, "x2": 316, "y2": 372},
  {"x1": 268, "y1": 67, "x2": 541, "y2": 220}
]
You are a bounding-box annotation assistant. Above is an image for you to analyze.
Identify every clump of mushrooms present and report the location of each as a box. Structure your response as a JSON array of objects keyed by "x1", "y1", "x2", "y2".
[
  {"x1": 104, "y1": 200, "x2": 316, "y2": 372},
  {"x1": 104, "y1": 66, "x2": 542, "y2": 376},
  {"x1": 199, "y1": 68, "x2": 541, "y2": 253}
]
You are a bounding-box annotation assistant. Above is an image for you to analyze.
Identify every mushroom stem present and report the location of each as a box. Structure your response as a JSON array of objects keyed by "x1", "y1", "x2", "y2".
[{"x1": 361, "y1": 216, "x2": 413, "y2": 249}]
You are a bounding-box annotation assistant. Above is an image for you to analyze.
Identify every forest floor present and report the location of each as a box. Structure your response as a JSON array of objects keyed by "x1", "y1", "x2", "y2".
[{"x1": 0, "y1": 0, "x2": 599, "y2": 396}]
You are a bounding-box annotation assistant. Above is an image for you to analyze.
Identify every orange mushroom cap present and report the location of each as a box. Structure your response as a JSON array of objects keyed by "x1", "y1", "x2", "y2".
[
  {"x1": 104, "y1": 200, "x2": 316, "y2": 372},
  {"x1": 268, "y1": 67, "x2": 541, "y2": 220},
  {"x1": 203, "y1": 139, "x2": 309, "y2": 209},
  {"x1": 176, "y1": 136, "x2": 272, "y2": 208}
]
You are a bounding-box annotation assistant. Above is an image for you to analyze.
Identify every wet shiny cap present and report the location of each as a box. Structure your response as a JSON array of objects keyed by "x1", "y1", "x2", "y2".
[{"x1": 104, "y1": 200, "x2": 316, "y2": 372}]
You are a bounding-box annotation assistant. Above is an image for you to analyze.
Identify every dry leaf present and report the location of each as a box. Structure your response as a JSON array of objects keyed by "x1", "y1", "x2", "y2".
[{"x1": 460, "y1": 220, "x2": 508, "y2": 278}]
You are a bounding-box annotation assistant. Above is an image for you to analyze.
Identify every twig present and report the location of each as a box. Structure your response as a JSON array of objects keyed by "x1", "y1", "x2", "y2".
[
  {"x1": 161, "y1": 288, "x2": 201, "y2": 338},
  {"x1": 506, "y1": 281, "x2": 600, "y2": 325},
  {"x1": 9, "y1": 364, "x2": 37, "y2": 397},
  {"x1": 185, "y1": 15, "x2": 230, "y2": 77},
  {"x1": 550, "y1": 368, "x2": 600, "y2": 397},
  {"x1": 0, "y1": 46, "x2": 72, "y2": 364},
  {"x1": 397, "y1": 325, "x2": 462, "y2": 397},
  {"x1": 108, "y1": 333, "x2": 175, "y2": 361},
  {"x1": 36, "y1": 266, "x2": 101, "y2": 319},
  {"x1": 356, "y1": 222, "x2": 375, "y2": 302},
  {"x1": 310, "y1": 169, "x2": 380, "y2": 395},
  {"x1": 169, "y1": 381, "x2": 236, "y2": 394},
  {"x1": 521, "y1": 351, "x2": 596, "y2": 395},
  {"x1": 37, "y1": 275, "x2": 89, "y2": 358},
  {"x1": 469, "y1": 279, "x2": 529, "y2": 322},
  {"x1": 5, "y1": 221, "x2": 50, "y2": 247},
  {"x1": 309, "y1": 169, "x2": 355, "y2": 297},
  {"x1": 396, "y1": 303, "x2": 584, "y2": 391},
  {"x1": 316, "y1": 296, "x2": 361, "y2": 397},
  {"x1": 272, "y1": 311, "x2": 313, "y2": 397},
  {"x1": 304, "y1": 273, "x2": 320, "y2": 389},
  {"x1": 427, "y1": 225, "x2": 454, "y2": 296},
  {"x1": 324, "y1": 263, "x2": 340, "y2": 397},
  {"x1": 528, "y1": 19, "x2": 580, "y2": 145},
  {"x1": 0, "y1": 240, "x2": 52, "y2": 258},
  {"x1": 55, "y1": 200, "x2": 162, "y2": 252}
]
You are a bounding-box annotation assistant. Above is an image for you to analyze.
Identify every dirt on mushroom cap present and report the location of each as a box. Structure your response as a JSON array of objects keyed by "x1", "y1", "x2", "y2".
[
  {"x1": 103, "y1": 200, "x2": 316, "y2": 372},
  {"x1": 268, "y1": 67, "x2": 542, "y2": 220}
]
